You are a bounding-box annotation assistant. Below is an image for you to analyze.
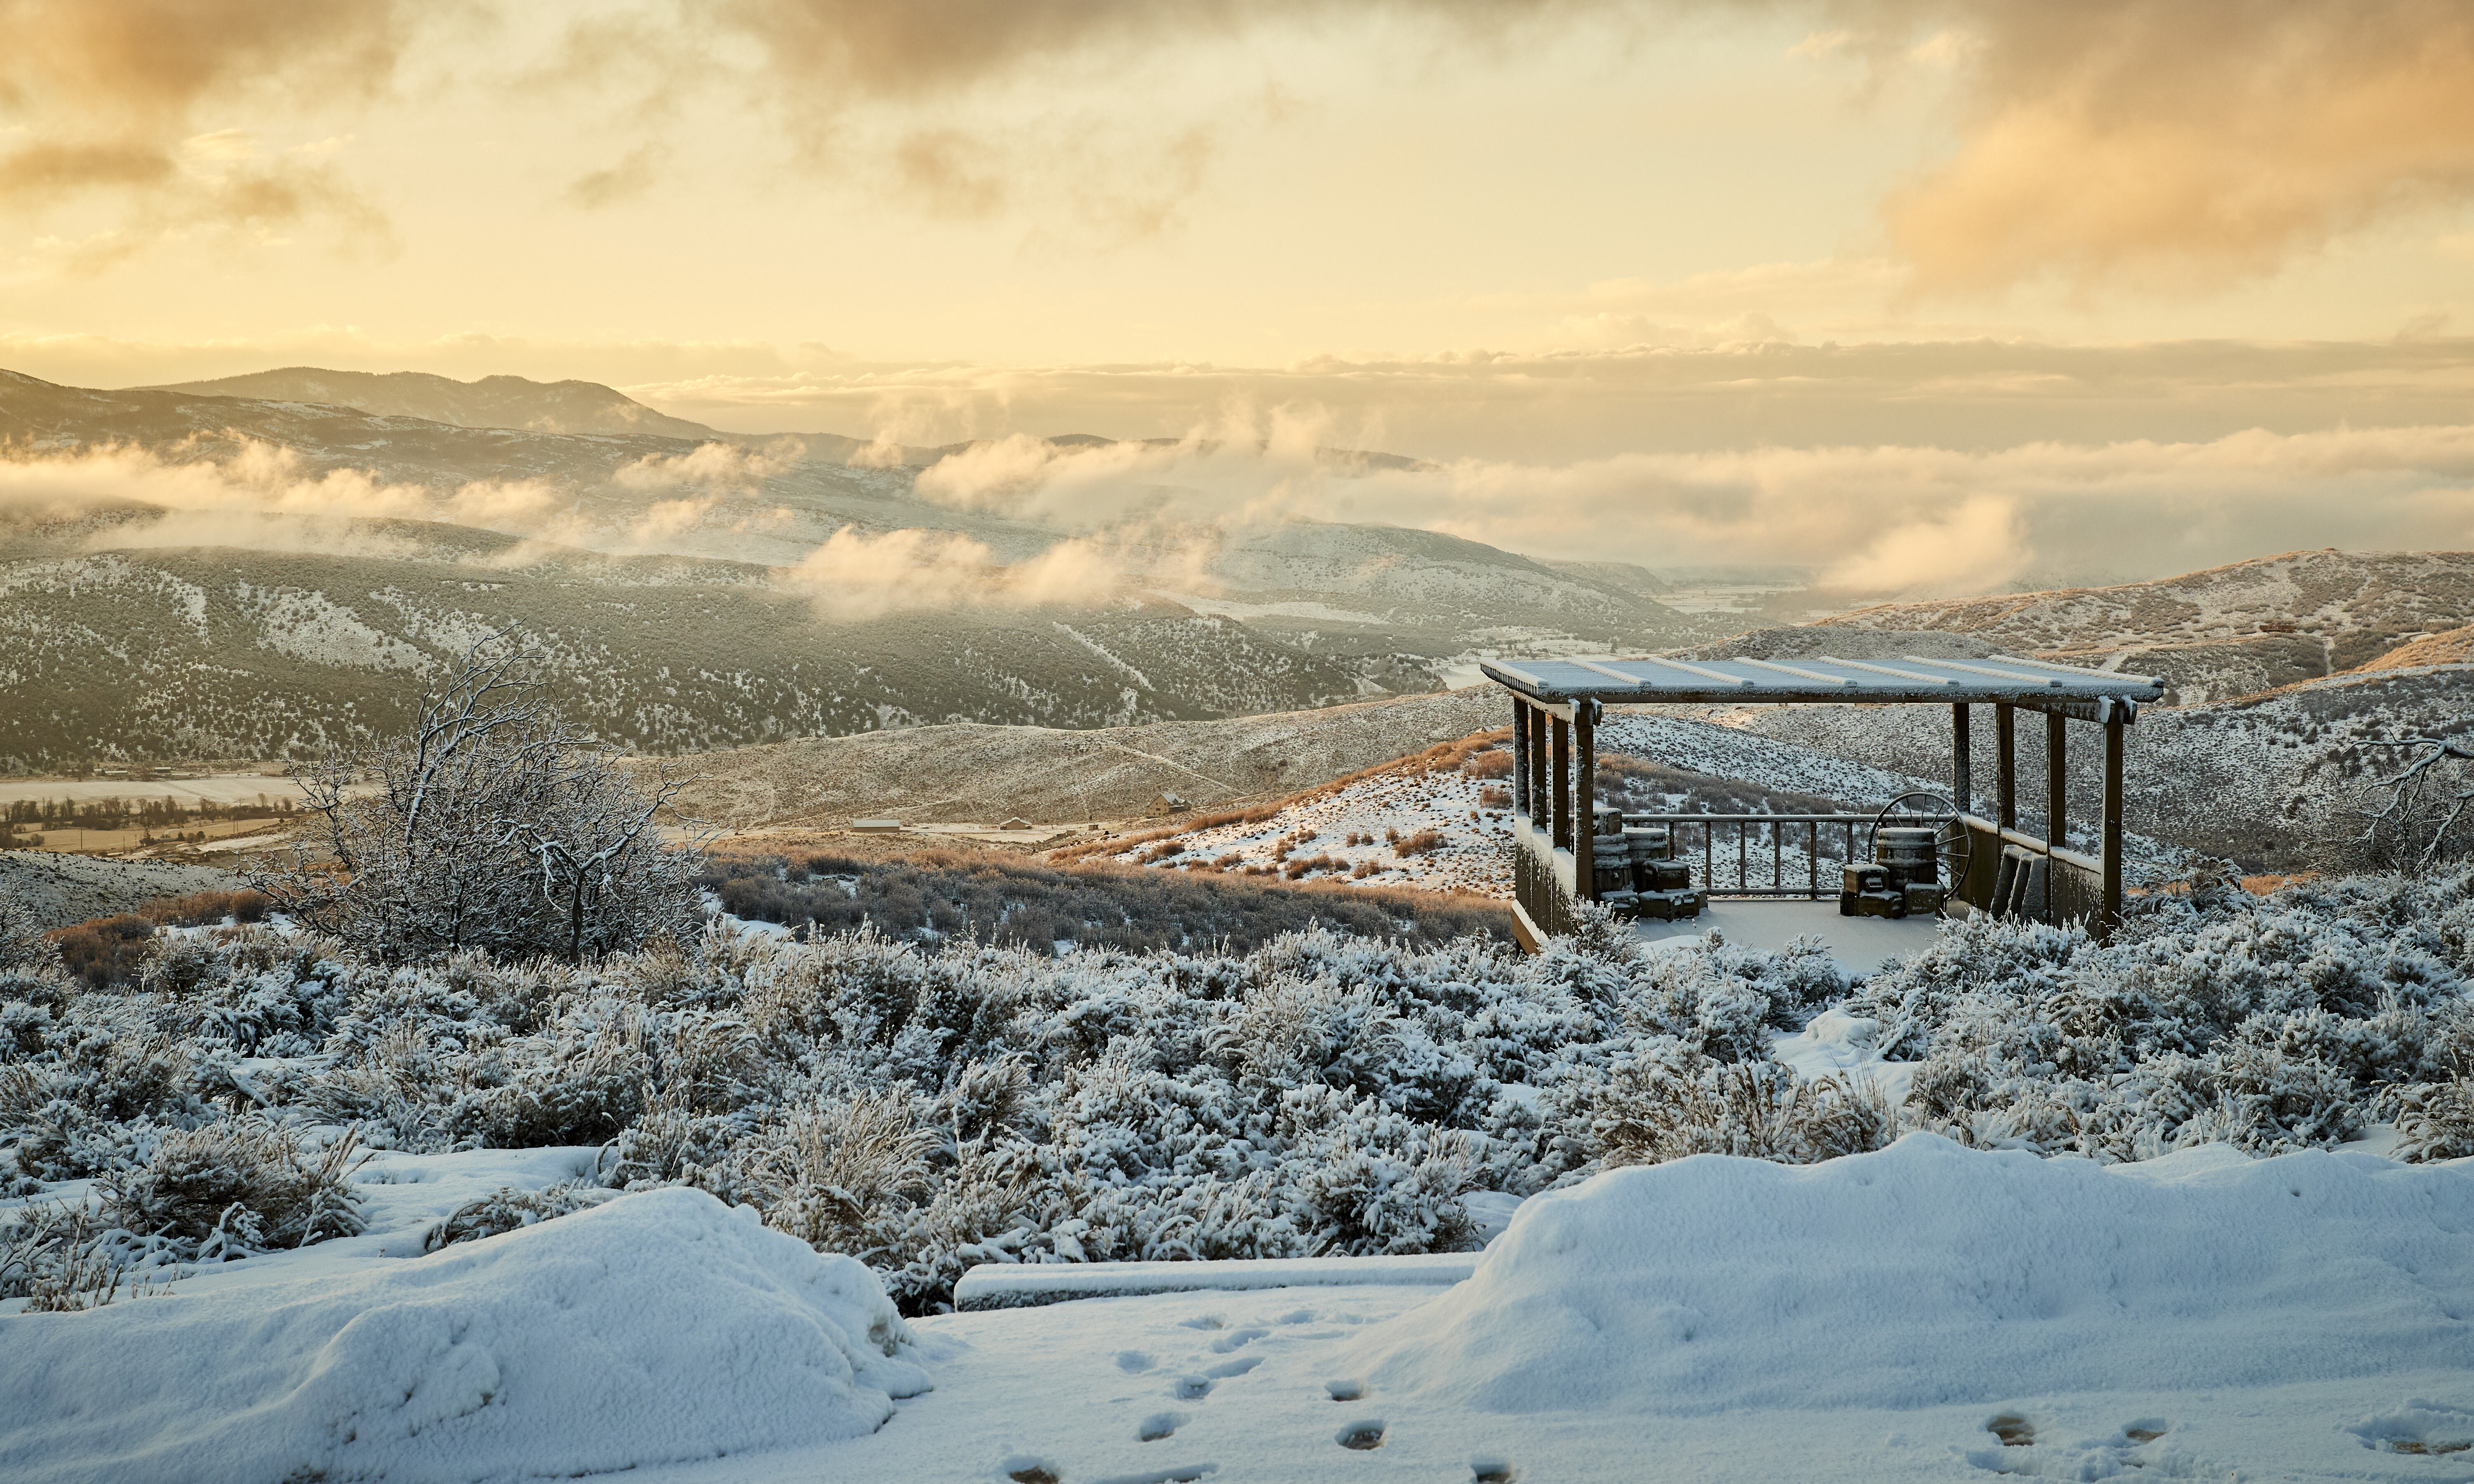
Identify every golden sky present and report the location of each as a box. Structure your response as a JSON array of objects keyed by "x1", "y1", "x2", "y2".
[{"x1": 2, "y1": 1, "x2": 2471, "y2": 483}]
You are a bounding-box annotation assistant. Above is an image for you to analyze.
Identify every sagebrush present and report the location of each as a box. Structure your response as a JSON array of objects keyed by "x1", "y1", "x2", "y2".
[{"x1": 3, "y1": 866, "x2": 2469, "y2": 1313}]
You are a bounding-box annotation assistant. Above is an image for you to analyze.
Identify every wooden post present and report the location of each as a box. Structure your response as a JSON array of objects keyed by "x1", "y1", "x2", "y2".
[
  {"x1": 1527, "y1": 704, "x2": 1549, "y2": 841},
  {"x1": 1510, "y1": 696, "x2": 1530, "y2": 821},
  {"x1": 1952, "y1": 702, "x2": 1972, "y2": 816},
  {"x1": 1550, "y1": 714, "x2": 1571, "y2": 852},
  {"x1": 2102, "y1": 707, "x2": 2125, "y2": 942},
  {"x1": 1996, "y1": 702, "x2": 2016, "y2": 829},
  {"x1": 1574, "y1": 700, "x2": 1595, "y2": 903},
  {"x1": 2044, "y1": 710, "x2": 2067, "y2": 919}
]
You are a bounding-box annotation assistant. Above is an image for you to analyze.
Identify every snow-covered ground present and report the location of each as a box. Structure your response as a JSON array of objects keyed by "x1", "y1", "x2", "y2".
[
  {"x1": 10, "y1": 866, "x2": 2474, "y2": 1479},
  {"x1": 1096, "y1": 706, "x2": 2197, "y2": 902},
  {"x1": 1598, "y1": 707, "x2": 1943, "y2": 805},
  {"x1": 1098, "y1": 755, "x2": 1513, "y2": 896},
  {"x1": 1088, "y1": 711, "x2": 1919, "y2": 900},
  {"x1": 7, "y1": 1136, "x2": 2469, "y2": 1482}
]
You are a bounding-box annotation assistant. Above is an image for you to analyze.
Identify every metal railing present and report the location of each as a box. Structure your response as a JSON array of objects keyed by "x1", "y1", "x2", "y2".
[{"x1": 1618, "y1": 812, "x2": 1958, "y2": 899}]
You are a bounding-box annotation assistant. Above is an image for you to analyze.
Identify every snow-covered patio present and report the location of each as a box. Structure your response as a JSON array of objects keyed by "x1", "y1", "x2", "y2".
[{"x1": 1631, "y1": 898, "x2": 1945, "y2": 974}]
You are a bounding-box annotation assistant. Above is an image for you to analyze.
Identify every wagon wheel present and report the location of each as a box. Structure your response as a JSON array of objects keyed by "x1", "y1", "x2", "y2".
[{"x1": 1867, "y1": 790, "x2": 1973, "y2": 902}]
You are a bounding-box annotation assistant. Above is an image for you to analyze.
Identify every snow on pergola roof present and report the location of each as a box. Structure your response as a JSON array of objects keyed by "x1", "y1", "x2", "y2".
[{"x1": 1478, "y1": 652, "x2": 2166, "y2": 709}]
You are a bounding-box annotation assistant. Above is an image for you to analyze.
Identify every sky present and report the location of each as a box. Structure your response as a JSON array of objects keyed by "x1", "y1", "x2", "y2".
[{"x1": 1, "y1": 0, "x2": 2472, "y2": 585}]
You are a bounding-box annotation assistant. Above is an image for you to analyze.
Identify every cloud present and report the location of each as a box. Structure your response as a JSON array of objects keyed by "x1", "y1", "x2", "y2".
[
  {"x1": 563, "y1": 143, "x2": 667, "y2": 210},
  {"x1": 539, "y1": 0, "x2": 1606, "y2": 242},
  {"x1": 625, "y1": 336, "x2": 2474, "y2": 460},
  {"x1": 1837, "y1": 0, "x2": 2474, "y2": 291},
  {"x1": 0, "y1": 438, "x2": 733, "y2": 561},
  {"x1": 609, "y1": 441, "x2": 780, "y2": 493},
  {"x1": 889, "y1": 413, "x2": 2474, "y2": 597},
  {"x1": 776, "y1": 524, "x2": 1136, "y2": 620},
  {"x1": 0, "y1": 0, "x2": 407, "y2": 256}
]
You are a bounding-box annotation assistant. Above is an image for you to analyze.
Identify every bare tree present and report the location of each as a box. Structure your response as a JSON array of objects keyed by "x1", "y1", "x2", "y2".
[
  {"x1": 256, "y1": 634, "x2": 708, "y2": 963},
  {"x1": 2354, "y1": 735, "x2": 2474, "y2": 874}
]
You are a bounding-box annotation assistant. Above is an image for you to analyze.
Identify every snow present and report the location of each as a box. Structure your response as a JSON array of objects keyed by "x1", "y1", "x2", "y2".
[
  {"x1": 1345, "y1": 1134, "x2": 2474, "y2": 1414},
  {"x1": 8, "y1": 1138, "x2": 2474, "y2": 1482},
  {"x1": 1769, "y1": 1002, "x2": 1920, "y2": 1102},
  {"x1": 1101, "y1": 751, "x2": 1511, "y2": 895},
  {"x1": 0, "y1": 1187, "x2": 928, "y2": 1484},
  {"x1": 954, "y1": 1251, "x2": 1481, "y2": 1310}
]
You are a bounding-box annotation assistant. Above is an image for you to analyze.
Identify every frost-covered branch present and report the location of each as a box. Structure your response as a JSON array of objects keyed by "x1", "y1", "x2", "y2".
[
  {"x1": 2353, "y1": 736, "x2": 2474, "y2": 873},
  {"x1": 252, "y1": 631, "x2": 706, "y2": 963}
]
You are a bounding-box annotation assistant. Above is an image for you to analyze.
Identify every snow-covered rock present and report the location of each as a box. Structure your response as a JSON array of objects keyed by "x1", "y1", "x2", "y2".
[{"x1": 0, "y1": 1187, "x2": 928, "y2": 1484}]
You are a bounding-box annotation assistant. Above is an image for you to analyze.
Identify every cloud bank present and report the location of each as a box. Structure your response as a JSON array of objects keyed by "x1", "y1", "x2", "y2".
[
  {"x1": 0, "y1": 439, "x2": 1148, "y2": 622},
  {"x1": 0, "y1": 0, "x2": 406, "y2": 263},
  {"x1": 628, "y1": 335, "x2": 2474, "y2": 460},
  {"x1": 903, "y1": 416, "x2": 2474, "y2": 597}
]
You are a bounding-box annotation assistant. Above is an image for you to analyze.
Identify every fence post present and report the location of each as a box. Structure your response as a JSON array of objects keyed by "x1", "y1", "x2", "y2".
[{"x1": 2045, "y1": 710, "x2": 2067, "y2": 920}]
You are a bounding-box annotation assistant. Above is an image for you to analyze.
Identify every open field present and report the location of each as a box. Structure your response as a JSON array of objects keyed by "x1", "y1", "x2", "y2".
[{"x1": 0, "y1": 774, "x2": 303, "y2": 808}]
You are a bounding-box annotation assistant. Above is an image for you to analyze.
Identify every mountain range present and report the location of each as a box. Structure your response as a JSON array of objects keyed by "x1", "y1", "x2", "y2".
[{"x1": 0, "y1": 366, "x2": 1706, "y2": 768}]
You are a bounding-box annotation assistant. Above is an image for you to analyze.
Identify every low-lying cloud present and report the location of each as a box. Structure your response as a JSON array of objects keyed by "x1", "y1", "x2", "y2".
[
  {"x1": 8, "y1": 402, "x2": 2469, "y2": 618},
  {"x1": 0, "y1": 437, "x2": 1151, "y2": 621},
  {"x1": 778, "y1": 525, "x2": 1138, "y2": 620},
  {"x1": 632, "y1": 336, "x2": 2474, "y2": 462},
  {"x1": 899, "y1": 416, "x2": 2474, "y2": 598},
  {"x1": 0, "y1": 440, "x2": 717, "y2": 562}
]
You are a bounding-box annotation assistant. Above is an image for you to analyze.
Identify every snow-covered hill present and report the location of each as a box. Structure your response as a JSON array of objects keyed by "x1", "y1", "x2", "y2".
[{"x1": 1822, "y1": 548, "x2": 2474, "y2": 702}]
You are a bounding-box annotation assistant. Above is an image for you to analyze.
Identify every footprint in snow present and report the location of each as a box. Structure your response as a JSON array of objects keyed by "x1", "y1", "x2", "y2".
[
  {"x1": 1470, "y1": 1458, "x2": 1518, "y2": 1484},
  {"x1": 1324, "y1": 1379, "x2": 1365, "y2": 1402},
  {"x1": 1138, "y1": 1411, "x2": 1186, "y2": 1442},
  {"x1": 1002, "y1": 1456, "x2": 1062, "y2": 1484},
  {"x1": 2346, "y1": 1400, "x2": 2474, "y2": 1456},
  {"x1": 1174, "y1": 1375, "x2": 1214, "y2": 1401},
  {"x1": 1336, "y1": 1419, "x2": 1387, "y2": 1451},
  {"x1": 1115, "y1": 1351, "x2": 1154, "y2": 1373},
  {"x1": 1202, "y1": 1356, "x2": 1261, "y2": 1379},
  {"x1": 1205, "y1": 1327, "x2": 1268, "y2": 1354}
]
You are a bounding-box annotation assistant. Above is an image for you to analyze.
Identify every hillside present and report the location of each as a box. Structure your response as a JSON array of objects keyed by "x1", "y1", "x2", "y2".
[
  {"x1": 0, "y1": 511, "x2": 1369, "y2": 770},
  {"x1": 1820, "y1": 548, "x2": 2474, "y2": 703},
  {"x1": 647, "y1": 688, "x2": 1507, "y2": 831},
  {"x1": 148, "y1": 367, "x2": 733, "y2": 441},
  {"x1": 0, "y1": 367, "x2": 1710, "y2": 769}
]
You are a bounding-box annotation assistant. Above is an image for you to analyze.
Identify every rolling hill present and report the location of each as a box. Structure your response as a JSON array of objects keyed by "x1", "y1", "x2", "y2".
[
  {"x1": 1818, "y1": 548, "x2": 2474, "y2": 704},
  {"x1": 2, "y1": 366, "x2": 1709, "y2": 768}
]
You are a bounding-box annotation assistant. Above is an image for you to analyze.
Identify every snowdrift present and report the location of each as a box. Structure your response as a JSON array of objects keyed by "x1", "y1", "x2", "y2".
[
  {"x1": 0, "y1": 1188, "x2": 929, "y2": 1484},
  {"x1": 1346, "y1": 1134, "x2": 2474, "y2": 1414}
]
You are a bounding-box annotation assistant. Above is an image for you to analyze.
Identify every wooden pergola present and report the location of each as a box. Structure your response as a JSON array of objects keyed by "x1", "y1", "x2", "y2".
[{"x1": 1479, "y1": 653, "x2": 2167, "y2": 946}]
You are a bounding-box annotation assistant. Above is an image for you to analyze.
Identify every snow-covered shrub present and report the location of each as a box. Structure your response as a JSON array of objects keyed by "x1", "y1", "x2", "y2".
[
  {"x1": 2394, "y1": 1078, "x2": 2474, "y2": 1162},
  {"x1": 5, "y1": 864, "x2": 2467, "y2": 1313},
  {"x1": 447, "y1": 1000, "x2": 655, "y2": 1149},
  {"x1": 421, "y1": 1180, "x2": 611, "y2": 1252},
  {"x1": 100, "y1": 1119, "x2": 365, "y2": 1257},
  {"x1": 256, "y1": 637, "x2": 704, "y2": 964},
  {"x1": 0, "y1": 1198, "x2": 163, "y2": 1310},
  {"x1": 1592, "y1": 1054, "x2": 1898, "y2": 1167}
]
